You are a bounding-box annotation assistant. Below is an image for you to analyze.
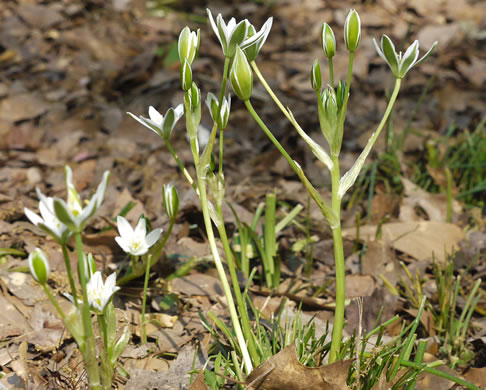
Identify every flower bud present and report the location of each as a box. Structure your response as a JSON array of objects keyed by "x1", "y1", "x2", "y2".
[
  {"x1": 318, "y1": 86, "x2": 338, "y2": 147},
  {"x1": 78, "y1": 252, "x2": 96, "y2": 283},
  {"x1": 336, "y1": 80, "x2": 346, "y2": 111},
  {"x1": 178, "y1": 26, "x2": 200, "y2": 65},
  {"x1": 180, "y1": 59, "x2": 192, "y2": 91},
  {"x1": 321, "y1": 23, "x2": 336, "y2": 58},
  {"x1": 206, "y1": 92, "x2": 219, "y2": 123},
  {"x1": 230, "y1": 46, "x2": 253, "y2": 101},
  {"x1": 344, "y1": 9, "x2": 361, "y2": 53},
  {"x1": 187, "y1": 82, "x2": 201, "y2": 112},
  {"x1": 206, "y1": 93, "x2": 231, "y2": 129},
  {"x1": 162, "y1": 183, "x2": 179, "y2": 220},
  {"x1": 28, "y1": 248, "x2": 50, "y2": 285},
  {"x1": 310, "y1": 59, "x2": 322, "y2": 91}
]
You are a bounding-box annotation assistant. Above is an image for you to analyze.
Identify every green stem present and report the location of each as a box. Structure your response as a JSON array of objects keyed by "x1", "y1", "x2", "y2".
[
  {"x1": 328, "y1": 57, "x2": 334, "y2": 87},
  {"x1": 244, "y1": 99, "x2": 335, "y2": 223},
  {"x1": 218, "y1": 58, "x2": 231, "y2": 175},
  {"x1": 399, "y1": 361, "x2": 479, "y2": 390},
  {"x1": 42, "y1": 284, "x2": 67, "y2": 322},
  {"x1": 251, "y1": 61, "x2": 293, "y2": 124},
  {"x1": 329, "y1": 155, "x2": 344, "y2": 363},
  {"x1": 61, "y1": 244, "x2": 78, "y2": 306},
  {"x1": 97, "y1": 314, "x2": 112, "y2": 390},
  {"x1": 141, "y1": 221, "x2": 175, "y2": 344},
  {"x1": 197, "y1": 178, "x2": 253, "y2": 373},
  {"x1": 165, "y1": 140, "x2": 198, "y2": 194},
  {"x1": 215, "y1": 205, "x2": 260, "y2": 366},
  {"x1": 74, "y1": 232, "x2": 101, "y2": 390}
]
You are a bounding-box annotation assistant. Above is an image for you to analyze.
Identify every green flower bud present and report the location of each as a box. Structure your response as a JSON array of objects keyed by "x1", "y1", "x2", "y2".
[
  {"x1": 206, "y1": 93, "x2": 231, "y2": 129},
  {"x1": 318, "y1": 87, "x2": 338, "y2": 148},
  {"x1": 344, "y1": 9, "x2": 361, "y2": 53},
  {"x1": 336, "y1": 80, "x2": 346, "y2": 111},
  {"x1": 310, "y1": 59, "x2": 322, "y2": 91},
  {"x1": 162, "y1": 183, "x2": 179, "y2": 220},
  {"x1": 230, "y1": 46, "x2": 253, "y2": 101},
  {"x1": 28, "y1": 248, "x2": 50, "y2": 285},
  {"x1": 321, "y1": 23, "x2": 336, "y2": 58},
  {"x1": 180, "y1": 59, "x2": 192, "y2": 91},
  {"x1": 78, "y1": 252, "x2": 96, "y2": 283},
  {"x1": 178, "y1": 27, "x2": 200, "y2": 65}
]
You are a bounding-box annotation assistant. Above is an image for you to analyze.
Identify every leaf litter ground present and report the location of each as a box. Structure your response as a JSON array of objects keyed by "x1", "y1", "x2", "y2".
[{"x1": 0, "y1": 0, "x2": 485, "y2": 388}]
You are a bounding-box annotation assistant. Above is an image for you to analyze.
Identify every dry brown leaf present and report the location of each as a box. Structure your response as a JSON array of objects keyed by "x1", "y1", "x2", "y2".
[
  {"x1": 463, "y1": 367, "x2": 486, "y2": 388},
  {"x1": 246, "y1": 344, "x2": 352, "y2": 389},
  {"x1": 343, "y1": 221, "x2": 464, "y2": 263},
  {"x1": 346, "y1": 274, "x2": 376, "y2": 298},
  {"x1": 189, "y1": 371, "x2": 209, "y2": 390},
  {"x1": 0, "y1": 93, "x2": 49, "y2": 122},
  {"x1": 400, "y1": 177, "x2": 462, "y2": 222}
]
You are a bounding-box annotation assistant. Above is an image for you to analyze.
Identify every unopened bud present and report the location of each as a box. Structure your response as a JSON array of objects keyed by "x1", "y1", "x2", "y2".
[
  {"x1": 321, "y1": 23, "x2": 336, "y2": 58},
  {"x1": 344, "y1": 9, "x2": 361, "y2": 53},
  {"x1": 310, "y1": 59, "x2": 322, "y2": 91},
  {"x1": 180, "y1": 59, "x2": 192, "y2": 91},
  {"x1": 230, "y1": 46, "x2": 253, "y2": 101},
  {"x1": 29, "y1": 248, "x2": 50, "y2": 285},
  {"x1": 162, "y1": 184, "x2": 179, "y2": 220}
]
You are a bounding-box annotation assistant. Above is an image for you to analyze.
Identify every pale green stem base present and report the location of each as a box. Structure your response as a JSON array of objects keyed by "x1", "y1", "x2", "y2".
[
  {"x1": 141, "y1": 221, "x2": 174, "y2": 344},
  {"x1": 74, "y1": 232, "x2": 101, "y2": 390},
  {"x1": 61, "y1": 244, "x2": 78, "y2": 306}
]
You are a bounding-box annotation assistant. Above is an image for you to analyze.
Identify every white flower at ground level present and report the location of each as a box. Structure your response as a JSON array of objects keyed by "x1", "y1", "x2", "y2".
[
  {"x1": 127, "y1": 104, "x2": 184, "y2": 140},
  {"x1": 87, "y1": 272, "x2": 120, "y2": 313},
  {"x1": 115, "y1": 216, "x2": 162, "y2": 257},
  {"x1": 24, "y1": 195, "x2": 71, "y2": 244},
  {"x1": 43, "y1": 166, "x2": 110, "y2": 233}
]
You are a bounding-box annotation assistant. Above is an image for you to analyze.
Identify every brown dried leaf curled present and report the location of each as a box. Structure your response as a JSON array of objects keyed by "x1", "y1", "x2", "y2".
[{"x1": 246, "y1": 344, "x2": 352, "y2": 390}]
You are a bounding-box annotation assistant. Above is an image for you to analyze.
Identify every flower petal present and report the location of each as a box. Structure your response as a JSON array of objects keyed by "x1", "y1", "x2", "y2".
[
  {"x1": 116, "y1": 216, "x2": 134, "y2": 239},
  {"x1": 145, "y1": 228, "x2": 162, "y2": 248}
]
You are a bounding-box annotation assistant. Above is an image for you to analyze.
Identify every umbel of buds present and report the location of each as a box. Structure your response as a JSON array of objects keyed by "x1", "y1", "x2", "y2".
[
  {"x1": 230, "y1": 46, "x2": 253, "y2": 101},
  {"x1": 344, "y1": 9, "x2": 361, "y2": 53}
]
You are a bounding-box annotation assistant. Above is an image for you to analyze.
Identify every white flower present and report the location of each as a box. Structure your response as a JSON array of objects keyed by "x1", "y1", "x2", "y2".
[
  {"x1": 43, "y1": 166, "x2": 110, "y2": 233},
  {"x1": 240, "y1": 17, "x2": 273, "y2": 61},
  {"x1": 115, "y1": 216, "x2": 162, "y2": 256},
  {"x1": 207, "y1": 9, "x2": 249, "y2": 58},
  {"x1": 25, "y1": 195, "x2": 71, "y2": 244},
  {"x1": 127, "y1": 104, "x2": 184, "y2": 140},
  {"x1": 373, "y1": 35, "x2": 438, "y2": 79},
  {"x1": 87, "y1": 272, "x2": 120, "y2": 313}
]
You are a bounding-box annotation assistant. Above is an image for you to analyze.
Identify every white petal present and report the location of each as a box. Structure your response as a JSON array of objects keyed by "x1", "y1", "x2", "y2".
[
  {"x1": 174, "y1": 104, "x2": 184, "y2": 121},
  {"x1": 133, "y1": 217, "x2": 147, "y2": 238},
  {"x1": 145, "y1": 228, "x2": 162, "y2": 248},
  {"x1": 117, "y1": 216, "x2": 134, "y2": 239},
  {"x1": 24, "y1": 207, "x2": 43, "y2": 226},
  {"x1": 115, "y1": 236, "x2": 130, "y2": 253},
  {"x1": 148, "y1": 106, "x2": 164, "y2": 127}
]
